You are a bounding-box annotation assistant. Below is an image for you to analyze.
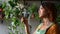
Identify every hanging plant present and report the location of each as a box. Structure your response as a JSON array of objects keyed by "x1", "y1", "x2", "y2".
[{"x1": 2, "y1": 0, "x2": 25, "y2": 34}]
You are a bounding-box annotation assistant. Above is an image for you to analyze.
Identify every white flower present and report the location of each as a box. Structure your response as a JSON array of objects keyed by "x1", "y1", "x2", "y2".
[{"x1": 11, "y1": 22, "x2": 14, "y2": 26}]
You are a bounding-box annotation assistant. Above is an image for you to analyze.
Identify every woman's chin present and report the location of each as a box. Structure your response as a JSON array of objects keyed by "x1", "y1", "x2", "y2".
[
  {"x1": 39, "y1": 15, "x2": 44, "y2": 18},
  {"x1": 39, "y1": 16, "x2": 42, "y2": 18}
]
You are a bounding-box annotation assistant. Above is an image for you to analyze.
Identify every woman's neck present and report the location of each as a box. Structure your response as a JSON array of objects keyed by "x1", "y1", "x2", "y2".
[{"x1": 42, "y1": 18, "x2": 52, "y2": 26}]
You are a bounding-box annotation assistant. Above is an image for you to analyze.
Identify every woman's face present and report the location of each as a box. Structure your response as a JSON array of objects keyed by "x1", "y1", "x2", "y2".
[{"x1": 38, "y1": 5, "x2": 46, "y2": 18}]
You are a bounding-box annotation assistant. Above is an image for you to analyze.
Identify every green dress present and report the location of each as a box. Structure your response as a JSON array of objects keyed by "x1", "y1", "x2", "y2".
[{"x1": 36, "y1": 23, "x2": 53, "y2": 34}]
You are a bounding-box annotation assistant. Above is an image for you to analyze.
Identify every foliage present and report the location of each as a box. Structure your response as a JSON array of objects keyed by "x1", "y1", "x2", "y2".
[
  {"x1": 2, "y1": 0, "x2": 25, "y2": 34},
  {"x1": 28, "y1": 3, "x2": 40, "y2": 20},
  {"x1": 55, "y1": 4, "x2": 60, "y2": 23}
]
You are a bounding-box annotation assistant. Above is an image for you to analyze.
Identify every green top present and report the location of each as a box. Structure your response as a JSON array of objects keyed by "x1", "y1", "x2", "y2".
[
  {"x1": 36, "y1": 29, "x2": 46, "y2": 34},
  {"x1": 36, "y1": 23, "x2": 53, "y2": 34}
]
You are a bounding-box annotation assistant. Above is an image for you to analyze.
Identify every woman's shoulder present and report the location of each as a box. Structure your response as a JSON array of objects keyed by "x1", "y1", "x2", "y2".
[
  {"x1": 50, "y1": 23, "x2": 59, "y2": 30},
  {"x1": 46, "y1": 23, "x2": 60, "y2": 34}
]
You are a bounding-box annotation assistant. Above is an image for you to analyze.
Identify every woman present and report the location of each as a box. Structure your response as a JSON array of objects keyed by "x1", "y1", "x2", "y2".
[
  {"x1": 21, "y1": 2, "x2": 60, "y2": 34},
  {"x1": 33, "y1": 2, "x2": 60, "y2": 34}
]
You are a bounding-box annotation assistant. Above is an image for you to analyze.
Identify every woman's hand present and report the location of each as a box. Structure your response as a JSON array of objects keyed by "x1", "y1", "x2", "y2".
[{"x1": 21, "y1": 17, "x2": 28, "y2": 25}]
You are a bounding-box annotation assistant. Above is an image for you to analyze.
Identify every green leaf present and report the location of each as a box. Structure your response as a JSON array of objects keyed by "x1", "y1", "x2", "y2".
[
  {"x1": 8, "y1": 1, "x2": 17, "y2": 8},
  {"x1": 2, "y1": 2, "x2": 6, "y2": 8}
]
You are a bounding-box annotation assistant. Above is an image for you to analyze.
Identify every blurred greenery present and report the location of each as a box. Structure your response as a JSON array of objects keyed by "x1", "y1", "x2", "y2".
[
  {"x1": 2, "y1": 2, "x2": 6, "y2": 8},
  {"x1": 8, "y1": 1, "x2": 17, "y2": 8},
  {"x1": 55, "y1": 4, "x2": 60, "y2": 23},
  {"x1": 28, "y1": 3, "x2": 40, "y2": 20},
  {"x1": 2, "y1": 0, "x2": 24, "y2": 34}
]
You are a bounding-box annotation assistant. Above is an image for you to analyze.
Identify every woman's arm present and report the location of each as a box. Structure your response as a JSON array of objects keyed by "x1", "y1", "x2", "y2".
[
  {"x1": 21, "y1": 17, "x2": 30, "y2": 34},
  {"x1": 24, "y1": 18, "x2": 30, "y2": 34}
]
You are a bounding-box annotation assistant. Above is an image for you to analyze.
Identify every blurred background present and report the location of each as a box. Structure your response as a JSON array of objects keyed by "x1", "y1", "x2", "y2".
[{"x1": 0, "y1": 0, "x2": 60, "y2": 34}]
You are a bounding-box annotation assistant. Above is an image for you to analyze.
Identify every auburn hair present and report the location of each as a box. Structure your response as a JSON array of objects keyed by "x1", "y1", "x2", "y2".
[{"x1": 41, "y1": 2, "x2": 57, "y2": 23}]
